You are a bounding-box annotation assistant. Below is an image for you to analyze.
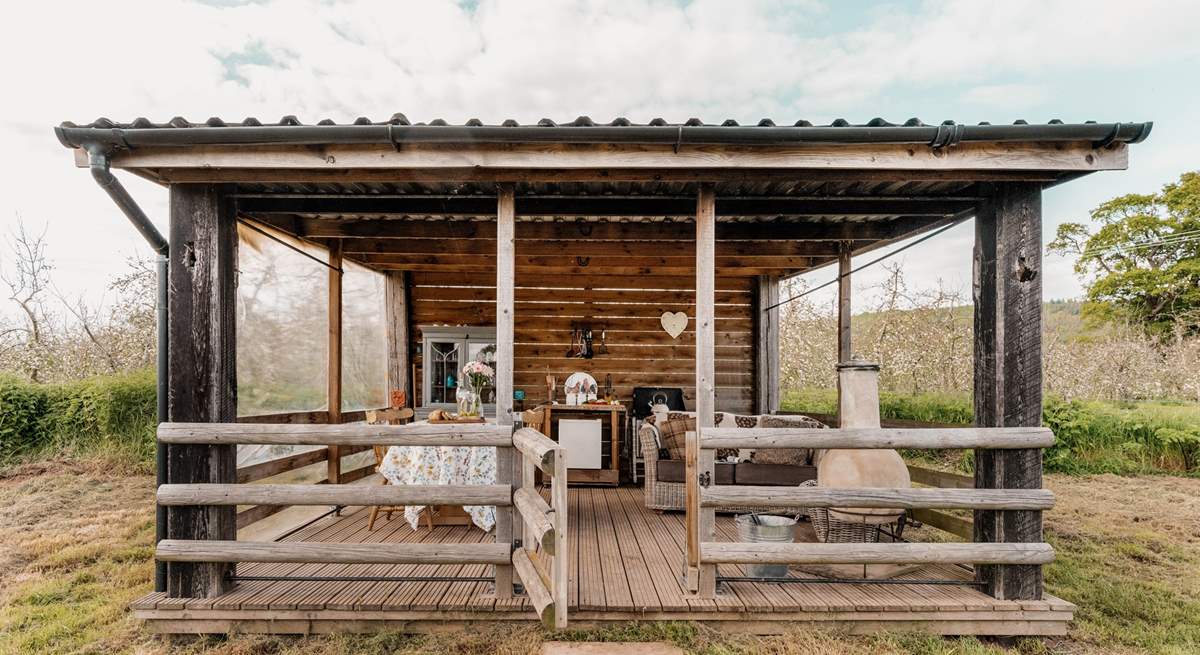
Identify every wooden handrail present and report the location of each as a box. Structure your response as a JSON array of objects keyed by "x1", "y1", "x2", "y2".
[
  {"x1": 156, "y1": 540, "x2": 511, "y2": 565},
  {"x1": 700, "y1": 426, "x2": 1054, "y2": 450},
  {"x1": 700, "y1": 542, "x2": 1055, "y2": 566},
  {"x1": 512, "y1": 427, "x2": 558, "y2": 472},
  {"x1": 700, "y1": 486, "x2": 1054, "y2": 510},
  {"x1": 159, "y1": 483, "x2": 512, "y2": 507},
  {"x1": 158, "y1": 422, "x2": 512, "y2": 446},
  {"x1": 513, "y1": 487, "x2": 556, "y2": 556},
  {"x1": 512, "y1": 549, "x2": 555, "y2": 626}
]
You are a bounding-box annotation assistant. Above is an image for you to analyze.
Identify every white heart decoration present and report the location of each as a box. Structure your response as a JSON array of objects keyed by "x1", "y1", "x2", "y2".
[{"x1": 660, "y1": 311, "x2": 688, "y2": 339}]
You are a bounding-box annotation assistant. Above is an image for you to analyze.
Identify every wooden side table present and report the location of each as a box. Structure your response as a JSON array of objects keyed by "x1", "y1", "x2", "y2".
[{"x1": 538, "y1": 403, "x2": 624, "y2": 486}]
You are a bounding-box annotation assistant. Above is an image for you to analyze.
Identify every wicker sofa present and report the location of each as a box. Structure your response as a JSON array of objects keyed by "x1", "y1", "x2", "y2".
[{"x1": 638, "y1": 411, "x2": 827, "y2": 512}]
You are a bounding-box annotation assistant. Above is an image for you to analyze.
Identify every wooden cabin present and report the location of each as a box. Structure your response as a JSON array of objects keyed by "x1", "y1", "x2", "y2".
[{"x1": 55, "y1": 115, "x2": 1150, "y2": 636}]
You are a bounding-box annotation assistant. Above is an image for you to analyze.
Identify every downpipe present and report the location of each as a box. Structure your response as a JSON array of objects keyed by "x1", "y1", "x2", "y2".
[{"x1": 87, "y1": 147, "x2": 170, "y2": 592}]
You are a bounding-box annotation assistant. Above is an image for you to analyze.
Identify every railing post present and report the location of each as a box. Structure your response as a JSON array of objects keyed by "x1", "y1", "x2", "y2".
[
  {"x1": 685, "y1": 429, "x2": 716, "y2": 596},
  {"x1": 326, "y1": 240, "x2": 343, "y2": 485},
  {"x1": 973, "y1": 182, "x2": 1045, "y2": 600},
  {"x1": 552, "y1": 441, "x2": 569, "y2": 628}
]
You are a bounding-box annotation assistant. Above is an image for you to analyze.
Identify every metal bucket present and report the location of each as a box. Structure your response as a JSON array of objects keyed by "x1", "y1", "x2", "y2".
[{"x1": 734, "y1": 514, "x2": 797, "y2": 578}]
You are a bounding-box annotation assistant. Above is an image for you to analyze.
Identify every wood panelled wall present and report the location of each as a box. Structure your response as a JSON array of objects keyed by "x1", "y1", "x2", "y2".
[{"x1": 409, "y1": 272, "x2": 756, "y2": 414}]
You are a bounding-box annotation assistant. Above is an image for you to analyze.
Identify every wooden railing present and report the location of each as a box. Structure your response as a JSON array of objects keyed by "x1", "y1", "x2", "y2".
[
  {"x1": 231, "y1": 407, "x2": 390, "y2": 528},
  {"x1": 157, "y1": 422, "x2": 520, "y2": 605},
  {"x1": 684, "y1": 426, "x2": 1056, "y2": 599},
  {"x1": 510, "y1": 427, "x2": 568, "y2": 628}
]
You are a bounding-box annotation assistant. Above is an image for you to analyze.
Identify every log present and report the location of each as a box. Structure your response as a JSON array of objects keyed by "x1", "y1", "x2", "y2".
[
  {"x1": 512, "y1": 549, "x2": 555, "y2": 627},
  {"x1": 700, "y1": 542, "x2": 1055, "y2": 566},
  {"x1": 157, "y1": 483, "x2": 512, "y2": 507},
  {"x1": 158, "y1": 422, "x2": 512, "y2": 446},
  {"x1": 513, "y1": 487, "x2": 556, "y2": 556},
  {"x1": 512, "y1": 428, "x2": 558, "y2": 472},
  {"x1": 236, "y1": 448, "x2": 328, "y2": 483},
  {"x1": 700, "y1": 426, "x2": 1054, "y2": 450},
  {"x1": 908, "y1": 465, "x2": 974, "y2": 489},
  {"x1": 156, "y1": 540, "x2": 512, "y2": 565},
  {"x1": 700, "y1": 486, "x2": 1054, "y2": 510}
]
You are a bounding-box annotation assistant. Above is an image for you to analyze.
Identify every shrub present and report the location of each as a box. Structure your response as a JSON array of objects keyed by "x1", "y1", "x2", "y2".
[
  {"x1": 0, "y1": 370, "x2": 155, "y2": 464},
  {"x1": 782, "y1": 388, "x2": 1200, "y2": 475}
]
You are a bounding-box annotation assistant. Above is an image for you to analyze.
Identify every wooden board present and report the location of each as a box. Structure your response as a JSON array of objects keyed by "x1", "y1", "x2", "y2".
[{"x1": 133, "y1": 489, "x2": 1073, "y2": 637}]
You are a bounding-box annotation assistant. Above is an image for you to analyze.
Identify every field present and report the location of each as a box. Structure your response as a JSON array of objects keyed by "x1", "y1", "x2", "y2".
[{"x1": 2, "y1": 459, "x2": 1197, "y2": 655}]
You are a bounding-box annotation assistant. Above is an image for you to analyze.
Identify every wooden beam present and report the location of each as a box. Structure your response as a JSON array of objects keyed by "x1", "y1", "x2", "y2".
[
  {"x1": 236, "y1": 195, "x2": 974, "y2": 217},
  {"x1": 236, "y1": 448, "x2": 327, "y2": 483},
  {"x1": 384, "y1": 271, "x2": 410, "y2": 405},
  {"x1": 754, "y1": 276, "x2": 780, "y2": 415},
  {"x1": 156, "y1": 540, "x2": 511, "y2": 565},
  {"x1": 496, "y1": 184, "x2": 516, "y2": 425},
  {"x1": 110, "y1": 141, "x2": 1126, "y2": 172},
  {"x1": 837, "y1": 241, "x2": 852, "y2": 363},
  {"x1": 512, "y1": 549, "x2": 555, "y2": 626},
  {"x1": 158, "y1": 483, "x2": 513, "y2": 507},
  {"x1": 154, "y1": 165, "x2": 1066, "y2": 184},
  {"x1": 158, "y1": 421, "x2": 513, "y2": 446},
  {"x1": 327, "y1": 241, "x2": 343, "y2": 484},
  {"x1": 701, "y1": 426, "x2": 1054, "y2": 450},
  {"x1": 165, "y1": 183, "x2": 238, "y2": 598},
  {"x1": 327, "y1": 238, "x2": 849, "y2": 258},
  {"x1": 551, "y1": 438, "x2": 568, "y2": 629},
  {"x1": 262, "y1": 215, "x2": 948, "y2": 242},
  {"x1": 700, "y1": 486, "x2": 1055, "y2": 510},
  {"x1": 512, "y1": 428, "x2": 557, "y2": 473},
  {"x1": 700, "y1": 542, "x2": 1054, "y2": 566},
  {"x1": 973, "y1": 181, "x2": 1045, "y2": 602}
]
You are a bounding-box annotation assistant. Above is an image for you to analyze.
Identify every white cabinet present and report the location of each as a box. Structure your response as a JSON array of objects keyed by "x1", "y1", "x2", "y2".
[{"x1": 557, "y1": 419, "x2": 602, "y2": 470}]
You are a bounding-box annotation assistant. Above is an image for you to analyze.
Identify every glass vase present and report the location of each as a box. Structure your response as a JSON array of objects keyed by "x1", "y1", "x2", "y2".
[{"x1": 456, "y1": 379, "x2": 481, "y2": 417}]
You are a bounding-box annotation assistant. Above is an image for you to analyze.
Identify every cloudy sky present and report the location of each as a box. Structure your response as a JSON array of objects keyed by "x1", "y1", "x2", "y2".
[{"x1": 1, "y1": 0, "x2": 1197, "y2": 316}]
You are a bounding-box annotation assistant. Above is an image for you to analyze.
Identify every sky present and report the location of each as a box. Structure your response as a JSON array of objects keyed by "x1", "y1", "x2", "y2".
[{"x1": 1, "y1": 0, "x2": 1198, "y2": 318}]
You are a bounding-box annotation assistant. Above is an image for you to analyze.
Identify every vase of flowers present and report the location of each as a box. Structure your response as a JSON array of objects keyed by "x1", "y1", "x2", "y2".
[{"x1": 457, "y1": 360, "x2": 494, "y2": 417}]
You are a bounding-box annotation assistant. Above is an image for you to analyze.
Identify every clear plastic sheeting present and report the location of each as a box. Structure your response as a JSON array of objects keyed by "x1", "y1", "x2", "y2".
[
  {"x1": 236, "y1": 223, "x2": 329, "y2": 416},
  {"x1": 341, "y1": 259, "x2": 388, "y2": 411}
]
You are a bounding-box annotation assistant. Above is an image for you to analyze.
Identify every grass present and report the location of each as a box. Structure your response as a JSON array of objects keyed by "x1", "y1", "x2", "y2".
[{"x1": 2, "y1": 460, "x2": 1199, "y2": 654}]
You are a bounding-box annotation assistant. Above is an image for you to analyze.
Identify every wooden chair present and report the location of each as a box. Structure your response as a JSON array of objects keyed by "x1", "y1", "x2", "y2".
[{"x1": 366, "y1": 407, "x2": 417, "y2": 531}]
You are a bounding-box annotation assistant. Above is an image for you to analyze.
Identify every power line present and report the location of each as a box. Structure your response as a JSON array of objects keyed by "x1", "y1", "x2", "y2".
[{"x1": 763, "y1": 218, "x2": 966, "y2": 312}]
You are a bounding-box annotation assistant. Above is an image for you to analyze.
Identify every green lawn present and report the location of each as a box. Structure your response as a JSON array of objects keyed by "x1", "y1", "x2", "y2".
[{"x1": 2, "y1": 458, "x2": 1198, "y2": 654}]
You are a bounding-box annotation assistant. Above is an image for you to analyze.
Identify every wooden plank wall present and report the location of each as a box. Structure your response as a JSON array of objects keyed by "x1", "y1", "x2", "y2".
[{"x1": 409, "y1": 272, "x2": 755, "y2": 413}]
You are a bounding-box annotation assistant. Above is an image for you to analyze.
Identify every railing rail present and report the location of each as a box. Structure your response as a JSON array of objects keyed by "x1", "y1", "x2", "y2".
[
  {"x1": 511, "y1": 427, "x2": 568, "y2": 628},
  {"x1": 686, "y1": 425, "x2": 1056, "y2": 599},
  {"x1": 157, "y1": 421, "x2": 522, "y2": 612}
]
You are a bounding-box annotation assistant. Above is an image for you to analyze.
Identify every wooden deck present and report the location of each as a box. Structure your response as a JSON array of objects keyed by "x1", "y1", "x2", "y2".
[{"x1": 132, "y1": 487, "x2": 1073, "y2": 635}]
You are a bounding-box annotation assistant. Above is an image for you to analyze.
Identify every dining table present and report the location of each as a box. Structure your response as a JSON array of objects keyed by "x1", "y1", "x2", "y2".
[{"x1": 376, "y1": 422, "x2": 498, "y2": 532}]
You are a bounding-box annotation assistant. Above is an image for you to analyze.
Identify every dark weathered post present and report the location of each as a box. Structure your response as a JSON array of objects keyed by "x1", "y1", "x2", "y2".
[
  {"x1": 837, "y1": 240, "x2": 852, "y2": 363},
  {"x1": 327, "y1": 241, "x2": 343, "y2": 484},
  {"x1": 972, "y1": 182, "x2": 1044, "y2": 600},
  {"x1": 384, "y1": 271, "x2": 411, "y2": 405},
  {"x1": 166, "y1": 184, "x2": 237, "y2": 598}
]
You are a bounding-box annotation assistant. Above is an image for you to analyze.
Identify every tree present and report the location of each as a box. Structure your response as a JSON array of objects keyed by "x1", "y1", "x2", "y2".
[
  {"x1": 2, "y1": 219, "x2": 54, "y2": 381},
  {"x1": 1049, "y1": 171, "x2": 1200, "y2": 337}
]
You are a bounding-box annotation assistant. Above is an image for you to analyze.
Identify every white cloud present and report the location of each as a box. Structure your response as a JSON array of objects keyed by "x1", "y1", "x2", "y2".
[{"x1": 0, "y1": 0, "x2": 1196, "y2": 309}]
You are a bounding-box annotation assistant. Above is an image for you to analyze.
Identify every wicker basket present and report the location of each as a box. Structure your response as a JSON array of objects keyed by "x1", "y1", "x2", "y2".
[{"x1": 798, "y1": 479, "x2": 884, "y2": 543}]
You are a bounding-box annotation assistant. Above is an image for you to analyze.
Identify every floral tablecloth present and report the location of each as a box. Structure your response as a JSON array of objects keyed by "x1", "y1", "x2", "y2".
[{"x1": 378, "y1": 444, "x2": 497, "y2": 532}]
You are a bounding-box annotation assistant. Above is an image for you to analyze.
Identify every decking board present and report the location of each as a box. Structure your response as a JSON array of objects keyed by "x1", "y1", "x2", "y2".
[{"x1": 134, "y1": 486, "x2": 1074, "y2": 635}]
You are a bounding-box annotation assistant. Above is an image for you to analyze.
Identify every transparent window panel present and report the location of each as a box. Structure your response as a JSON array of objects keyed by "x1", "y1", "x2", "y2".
[{"x1": 342, "y1": 260, "x2": 387, "y2": 412}]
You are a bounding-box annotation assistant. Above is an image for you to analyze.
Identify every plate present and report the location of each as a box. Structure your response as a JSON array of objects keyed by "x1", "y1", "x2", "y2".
[{"x1": 563, "y1": 371, "x2": 598, "y2": 399}]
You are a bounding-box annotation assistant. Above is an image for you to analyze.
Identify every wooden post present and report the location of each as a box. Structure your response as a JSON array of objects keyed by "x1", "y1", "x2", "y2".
[
  {"x1": 837, "y1": 241, "x2": 852, "y2": 363},
  {"x1": 551, "y1": 441, "x2": 569, "y2": 628},
  {"x1": 494, "y1": 183, "x2": 516, "y2": 597},
  {"x1": 165, "y1": 184, "x2": 237, "y2": 598},
  {"x1": 754, "y1": 275, "x2": 780, "y2": 415},
  {"x1": 327, "y1": 241, "x2": 343, "y2": 484},
  {"x1": 691, "y1": 183, "x2": 717, "y2": 595},
  {"x1": 384, "y1": 271, "x2": 411, "y2": 406},
  {"x1": 973, "y1": 182, "x2": 1044, "y2": 601}
]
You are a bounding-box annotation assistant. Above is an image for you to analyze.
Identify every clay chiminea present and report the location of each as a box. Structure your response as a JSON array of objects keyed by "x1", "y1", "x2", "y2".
[{"x1": 817, "y1": 358, "x2": 910, "y2": 525}]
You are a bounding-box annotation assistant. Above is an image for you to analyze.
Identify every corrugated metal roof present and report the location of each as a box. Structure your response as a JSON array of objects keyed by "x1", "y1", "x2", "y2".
[
  {"x1": 60, "y1": 114, "x2": 1103, "y2": 129},
  {"x1": 55, "y1": 115, "x2": 1153, "y2": 150}
]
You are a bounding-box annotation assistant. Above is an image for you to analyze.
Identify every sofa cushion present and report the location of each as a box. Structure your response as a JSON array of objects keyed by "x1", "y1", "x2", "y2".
[
  {"x1": 751, "y1": 448, "x2": 811, "y2": 467},
  {"x1": 657, "y1": 460, "x2": 735, "y2": 484},
  {"x1": 657, "y1": 416, "x2": 694, "y2": 460},
  {"x1": 735, "y1": 463, "x2": 817, "y2": 486}
]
